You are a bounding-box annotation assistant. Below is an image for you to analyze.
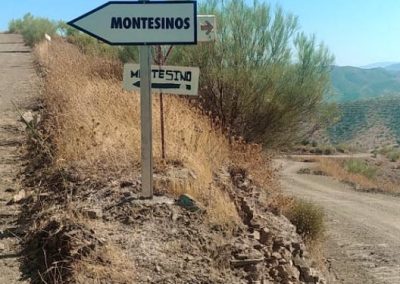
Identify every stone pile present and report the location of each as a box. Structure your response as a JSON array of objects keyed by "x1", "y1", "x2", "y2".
[{"x1": 223, "y1": 167, "x2": 326, "y2": 284}]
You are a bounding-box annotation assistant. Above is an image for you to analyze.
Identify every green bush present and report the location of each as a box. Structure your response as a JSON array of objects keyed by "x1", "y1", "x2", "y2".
[
  {"x1": 314, "y1": 144, "x2": 336, "y2": 155},
  {"x1": 171, "y1": 0, "x2": 335, "y2": 147},
  {"x1": 118, "y1": 46, "x2": 139, "y2": 63},
  {"x1": 387, "y1": 150, "x2": 400, "y2": 162},
  {"x1": 344, "y1": 159, "x2": 377, "y2": 179},
  {"x1": 8, "y1": 13, "x2": 58, "y2": 47},
  {"x1": 335, "y1": 143, "x2": 348, "y2": 153},
  {"x1": 375, "y1": 146, "x2": 400, "y2": 162},
  {"x1": 8, "y1": 18, "x2": 24, "y2": 33},
  {"x1": 59, "y1": 21, "x2": 131, "y2": 61},
  {"x1": 287, "y1": 200, "x2": 324, "y2": 241}
]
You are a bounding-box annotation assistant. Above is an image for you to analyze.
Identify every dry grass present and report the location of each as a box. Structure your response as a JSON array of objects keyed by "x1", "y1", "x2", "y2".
[
  {"x1": 317, "y1": 158, "x2": 399, "y2": 194},
  {"x1": 73, "y1": 245, "x2": 136, "y2": 284},
  {"x1": 230, "y1": 140, "x2": 279, "y2": 190},
  {"x1": 35, "y1": 39, "x2": 261, "y2": 225}
]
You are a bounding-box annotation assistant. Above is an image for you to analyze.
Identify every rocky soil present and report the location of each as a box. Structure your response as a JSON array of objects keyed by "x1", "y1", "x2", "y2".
[{"x1": 20, "y1": 159, "x2": 327, "y2": 283}]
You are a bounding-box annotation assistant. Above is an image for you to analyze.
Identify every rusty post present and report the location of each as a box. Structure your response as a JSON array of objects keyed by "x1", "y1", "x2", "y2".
[{"x1": 157, "y1": 46, "x2": 166, "y2": 160}]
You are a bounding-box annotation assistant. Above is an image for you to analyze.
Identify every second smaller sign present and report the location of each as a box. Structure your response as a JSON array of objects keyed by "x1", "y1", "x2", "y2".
[{"x1": 124, "y1": 64, "x2": 200, "y2": 96}]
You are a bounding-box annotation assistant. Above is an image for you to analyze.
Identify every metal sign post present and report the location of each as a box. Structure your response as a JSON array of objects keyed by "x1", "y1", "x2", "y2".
[
  {"x1": 156, "y1": 46, "x2": 166, "y2": 160},
  {"x1": 139, "y1": 0, "x2": 152, "y2": 198},
  {"x1": 140, "y1": 43, "x2": 153, "y2": 198}
]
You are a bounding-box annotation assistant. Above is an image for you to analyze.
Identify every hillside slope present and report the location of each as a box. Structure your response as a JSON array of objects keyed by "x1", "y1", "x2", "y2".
[
  {"x1": 18, "y1": 39, "x2": 327, "y2": 284},
  {"x1": 327, "y1": 97, "x2": 400, "y2": 148},
  {"x1": 331, "y1": 66, "x2": 400, "y2": 102},
  {"x1": 385, "y1": 63, "x2": 400, "y2": 72}
]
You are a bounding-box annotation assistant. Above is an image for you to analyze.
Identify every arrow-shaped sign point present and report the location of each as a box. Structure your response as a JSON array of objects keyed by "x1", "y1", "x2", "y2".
[
  {"x1": 201, "y1": 20, "x2": 214, "y2": 35},
  {"x1": 133, "y1": 81, "x2": 184, "y2": 90}
]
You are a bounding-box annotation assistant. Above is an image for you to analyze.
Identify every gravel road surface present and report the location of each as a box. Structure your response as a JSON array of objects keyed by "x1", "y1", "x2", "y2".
[
  {"x1": 279, "y1": 158, "x2": 400, "y2": 284},
  {"x1": 0, "y1": 33, "x2": 37, "y2": 283}
]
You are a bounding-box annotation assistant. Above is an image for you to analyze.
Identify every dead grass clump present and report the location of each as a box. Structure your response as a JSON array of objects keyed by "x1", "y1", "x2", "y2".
[
  {"x1": 35, "y1": 39, "x2": 243, "y2": 225},
  {"x1": 318, "y1": 158, "x2": 376, "y2": 189},
  {"x1": 169, "y1": 180, "x2": 240, "y2": 226},
  {"x1": 230, "y1": 138, "x2": 279, "y2": 191},
  {"x1": 73, "y1": 245, "x2": 135, "y2": 284},
  {"x1": 23, "y1": 217, "x2": 102, "y2": 283},
  {"x1": 285, "y1": 199, "x2": 325, "y2": 242},
  {"x1": 317, "y1": 158, "x2": 399, "y2": 194}
]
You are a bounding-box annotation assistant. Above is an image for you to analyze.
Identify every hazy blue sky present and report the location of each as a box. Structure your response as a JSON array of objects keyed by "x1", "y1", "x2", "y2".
[{"x1": 1, "y1": 0, "x2": 399, "y2": 66}]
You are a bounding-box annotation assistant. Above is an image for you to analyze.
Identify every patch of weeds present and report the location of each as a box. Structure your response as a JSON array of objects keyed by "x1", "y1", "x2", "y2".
[
  {"x1": 297, "y1": 168, "x2": 311, "y2": 175},
  {"x1": 286, "y1": 199, "x2": 325, "y2": 242},
  {"x1": 376, "y1": 145, "x2": 400, "y2": 162},
  {"x1": 311, "y1": 144, "x2": 336, "y2": 155},
  {"x1": 343, "y1": 159, "x2": 377, "y2": 179},
  {"x1": 386, "y1": 150, "x2": 400, "y2": 162},
  {"x1": 335, "y1": 143, "x2": 359, "y2": 154}
]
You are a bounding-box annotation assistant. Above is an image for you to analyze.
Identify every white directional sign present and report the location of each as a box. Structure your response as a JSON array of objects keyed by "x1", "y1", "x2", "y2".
[
  {"x1": 69, "y1": 1, "x2": 213, "y2": 199},
  {"x1": 124, "y1": 64, "x2": 200, "y2": 96},
  {"x1": 197, "y1": 15, "x2": 216, "y2": 42},
  {"x1": 68, "y1": 1, "x2": 197, "y2": 45}
]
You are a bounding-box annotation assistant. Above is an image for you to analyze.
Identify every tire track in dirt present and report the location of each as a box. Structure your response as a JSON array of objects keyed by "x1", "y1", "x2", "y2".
[
  {"x1": 0, "y1": 33, "x2": 37, "y2": 284},
  {"x1": 278, "y1": 158, "x2": 400, "y2": 284}
]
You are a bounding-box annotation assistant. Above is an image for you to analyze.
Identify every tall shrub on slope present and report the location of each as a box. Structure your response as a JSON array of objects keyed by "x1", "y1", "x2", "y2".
[
  {"x1": 172, "y1": 0, "x2": 335, "y2": 147},
  {"x1": 8, "y1": 13, "x2": 57, "y2": 47}
]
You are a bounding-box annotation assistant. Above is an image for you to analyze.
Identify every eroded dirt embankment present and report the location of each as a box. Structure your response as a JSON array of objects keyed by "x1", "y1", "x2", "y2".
[
  {"x1": 18, "y1": 38, "x2": 329, "y2": 284},
  {"x1": 0, "y1": 33, "x2": 37, "y2": 284},
  {"x1": 279, "y1": 158, "x2": 400, "y2": 284}
]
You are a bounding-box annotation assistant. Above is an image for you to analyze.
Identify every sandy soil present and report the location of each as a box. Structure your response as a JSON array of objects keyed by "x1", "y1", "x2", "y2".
[
  {"x1": 0, "y1": 33, "x2": 37, "y2": 283},
  {"x1": 278, "y1": 158, "x2": 400, "y2": 284}
]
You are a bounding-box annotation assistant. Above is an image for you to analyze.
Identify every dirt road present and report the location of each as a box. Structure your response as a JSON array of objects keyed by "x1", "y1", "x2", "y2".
[
  {"x1": 279, "y1": 158, "x2": 400, "y2": 284},
  {"x1": 0, "y1": 33, "x2": 37, "y2": 283}
]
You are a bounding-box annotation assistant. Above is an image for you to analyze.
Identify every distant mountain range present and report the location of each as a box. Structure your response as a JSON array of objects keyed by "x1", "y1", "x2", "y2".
[
  {"x1": 385, "y1": 63, "x2": 400, "y2": 72},
  {"x1": 330, "y1": 64, "x2": 400, "y2": 102},
  {"x1": 361, "y1": 62, "x2": 399, "y2": 69}
]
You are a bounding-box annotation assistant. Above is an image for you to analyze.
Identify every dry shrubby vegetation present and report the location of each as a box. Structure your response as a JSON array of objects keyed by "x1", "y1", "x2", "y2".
[
  {"x1": 316, "y1": 158, "x2": 399, "y2": 194},
  {"x1": 24, "y1": 39, "x2": 284, "y2": 283},
  {"x1": 285, "y1": 200, "x2": 324, "y2": 243},
  {"x1": 35, "y1": 39, "x2": 280, "y2": 226},
  {"x1": 8, "y1": 13, "x2": 58, "y2": 47}
]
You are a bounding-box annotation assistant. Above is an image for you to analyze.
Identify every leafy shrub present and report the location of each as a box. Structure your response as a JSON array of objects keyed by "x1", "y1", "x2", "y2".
[
  {"x1": 335, "y1": 143, "x2": 347, "y2": 153},
  {"x1": 58, "y1": 22, "x2": 120, "y2": 60},
  {"x1": 300, "y1": 139, "x2": 310, "y2": 146},
  {"x1": 118, "y1": 46, "x2": 139, "y2": 63},
  {"x1": 171, "y1": 0, "x2": 335, "y2": 147},
  {"x1": 8, "y1": 13, "x2": 58, "y2": 47},
  {"x1": 59, "y1": 21, "x2": 137, "y2": 62},
  {"x1": 313, "y1": 144, "x2": 336, "y2": 155},
  {"x1": 286, "y1": 200, "x2": 324, "y2": 241},
  {"x1": 387, "y1": 150, "x2": 400, "y2": 162},
  {"x1": 8, "y1": 18, "x2": 24, "y2": 33},
  {"x1": 343, "y1": 159, "x2": 377, "y2": 179},
  {"x1": 376, "y1": 146, "x2": 400, "y2": 162}
]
